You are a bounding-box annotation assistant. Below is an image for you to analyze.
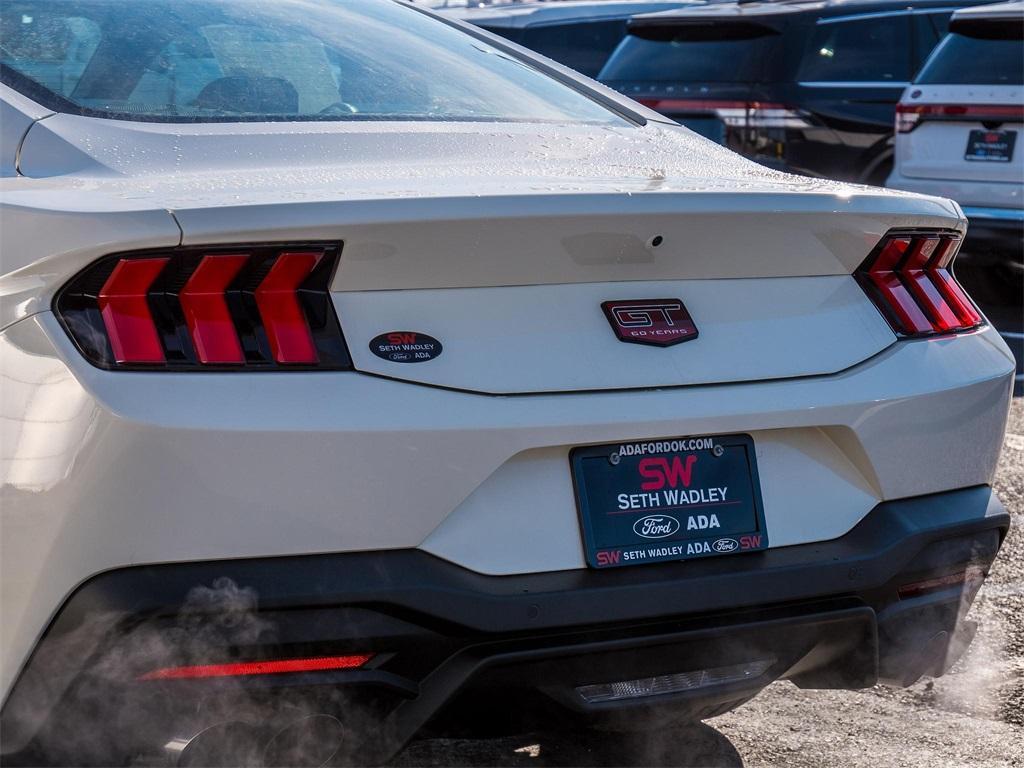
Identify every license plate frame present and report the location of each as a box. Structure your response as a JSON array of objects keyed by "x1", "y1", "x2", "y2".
[
  {"x1": 965, "y1": 129, "x2": 1016, "y2": 163},
  {"x1": 571, "y1": 434, "x2": 768, "y2": 569}
]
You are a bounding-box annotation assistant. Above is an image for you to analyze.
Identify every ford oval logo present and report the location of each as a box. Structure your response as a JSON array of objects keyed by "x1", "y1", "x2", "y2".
[
  {"x1": 713, "y1": 538, "x2": 739, "y2": 553},
  {"x1": 633, "y1": 515, "x2": 680, "y2": 539}
]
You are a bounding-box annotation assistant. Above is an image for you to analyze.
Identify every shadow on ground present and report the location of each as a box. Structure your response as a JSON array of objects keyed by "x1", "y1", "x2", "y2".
[{"x1": 391, "y1": 724, "x2": 743, "y2": 767}]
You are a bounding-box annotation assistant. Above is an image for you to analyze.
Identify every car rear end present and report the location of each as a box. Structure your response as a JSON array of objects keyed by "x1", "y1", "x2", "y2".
[
  {"x1": 3, "y1": 138, "x2": 1016, "y2": 763},
  {"x1": 598, "y1": 7, "x2": 813, "y2": 171},
  {"x1": 0, "y1": 1, "x2": 1018, "y2": 765},
  {"x1": 888, "y1": 4, "x2": 1024, "y2": 255}
]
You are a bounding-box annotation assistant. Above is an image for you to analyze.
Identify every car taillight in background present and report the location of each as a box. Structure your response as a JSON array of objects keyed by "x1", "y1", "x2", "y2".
[
  {"x1": 895, "y1": 103, "x2": 1024, "y2": 133},
  {"x1": 638, "y1": 99, "x2": 811, "y2": 163},
  {"x1": 638, "y1": 99, "x2": 811, "y2": 129},
  {"x1": 855, "y1": 230, "x2": 983, "y2": 337},
  {"x1": 55, "y1": 243, "x2": 351, "y2": 370}
]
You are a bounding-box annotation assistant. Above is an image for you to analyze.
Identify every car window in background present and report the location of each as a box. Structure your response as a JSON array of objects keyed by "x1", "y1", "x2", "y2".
[
  {"x1": 0, "y1": 0, "x2": 624, "y2": 124},
  {"x1": 799, "y1": 16, "x2": 912, "y2": 82},
  {"x1": 916, "y1": 33, "x2": 1024, "y2": 85},
  {"x1": 600, "y1": 23, "x2": 784, "y2": 83},
  {"x1": 517, "y1": 20, "x2": 628, "y2": 78},
  {"x1": 912, "y1": 13, "x2": 945, "y2": 68}
]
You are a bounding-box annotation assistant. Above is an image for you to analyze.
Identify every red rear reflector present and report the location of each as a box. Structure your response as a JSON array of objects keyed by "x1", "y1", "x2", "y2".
[
  {"x1": 255, "y1": 251, "x2": 322, "y2": 364},
  {"x1": 856, "y1": 231, "x2": 982, "y2": 337},
  {"x1": 898, "y1": 566, "x2": 985, "y2": 599},
  {"x1": 180, "y1": 254, "x2": 248, "y2": 364},
  {"x1": 139, "y1": 653, "x2": 373, "y2": 681},
  {"x1": 98, "y1": 258, "x2": 169, "y2": 363}
]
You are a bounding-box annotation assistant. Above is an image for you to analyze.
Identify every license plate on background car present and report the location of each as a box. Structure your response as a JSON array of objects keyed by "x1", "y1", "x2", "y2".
[
  {"x1": 965, "y1": 129, "x2": 1016, "y2": 162},
  {"x1": 570, "y1": 434, "x2": 767, "y2": 569}
]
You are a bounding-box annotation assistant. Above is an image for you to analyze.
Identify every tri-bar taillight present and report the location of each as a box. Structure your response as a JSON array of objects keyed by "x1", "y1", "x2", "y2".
[
  {"x1": 855, "y1": 230, "x2": 983, "y2": 338},
  {"x1": 56, "y1": 243, "x2": 351, "y2": 370}
]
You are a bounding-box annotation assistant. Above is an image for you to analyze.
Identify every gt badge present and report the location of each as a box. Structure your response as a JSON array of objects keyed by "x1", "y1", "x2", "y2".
[{"x1": 601, "y1": 299, "x2": 698, "y2": 347}]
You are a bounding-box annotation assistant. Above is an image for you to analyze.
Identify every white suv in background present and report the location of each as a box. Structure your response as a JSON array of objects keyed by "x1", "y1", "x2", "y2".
[
  {"x1": 888, "y1": 0, "x2": 1023, "y2": 390},
  {"x1": 888, "y1": 1, "x2": 1023, "y2": 260}
]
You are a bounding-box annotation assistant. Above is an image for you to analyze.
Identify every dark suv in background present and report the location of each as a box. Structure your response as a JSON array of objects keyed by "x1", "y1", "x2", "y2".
[
  {"x1": 447, "y1": 0, "x2": 694, "y2": 77},
  {"x1": 598, "y1": 0, "x2": 1001, "y2": 183}
]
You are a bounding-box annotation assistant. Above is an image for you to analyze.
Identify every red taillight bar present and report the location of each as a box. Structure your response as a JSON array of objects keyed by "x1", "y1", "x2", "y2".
[
  {"x1": 254, "y1": 251, "x2": 322, "y2": 364},
  {"x1": 139, "y1": 653, "x2": 374, "y2": 680},
  {"x1": 179, "y1": 254, "x2": 248, "y2": 364},
  {"x1": 98, "y1": 257, "x2": 170, "y2": 364},
  {"x1": 896, "y1": 103, "x2": 1024, "y2": 133},
  {"x1": 855, "y1": 230, "x2": 983, "y2": 337}
]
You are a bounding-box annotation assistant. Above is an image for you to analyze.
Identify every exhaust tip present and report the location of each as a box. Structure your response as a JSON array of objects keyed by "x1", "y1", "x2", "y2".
[
  {"x1": 170, "y1": 721, "x2": 264, "y2": 767},
  {"x1": 263, "y1": 714, "x2": 346, "y2": 768}
]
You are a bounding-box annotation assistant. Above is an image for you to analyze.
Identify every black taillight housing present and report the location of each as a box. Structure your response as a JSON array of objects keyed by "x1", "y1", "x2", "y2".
[
  {"x1": 55, "y1": 243, "x2": 351, "y2": 370},
  {"x1": 854, "y1": 229, "x2": 983, "y2": 338}
]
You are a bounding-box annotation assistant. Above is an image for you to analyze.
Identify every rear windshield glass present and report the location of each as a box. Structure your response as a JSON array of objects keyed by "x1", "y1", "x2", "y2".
[
  {"x1": 916, "y1": 34, "x2": 1024, "y2": 85},
  {"x1": 516, "y1": 20, "x2": 629, "y2": 78},
  {"x1": 0, "y1": 0, "x2": 624, "y2": 124},
  {"x1": 599, "y1": 26, "x2": 782, "y2": 83},
  {"x1": 798, "y1": 17, "x2": 911, "y2": 82}
]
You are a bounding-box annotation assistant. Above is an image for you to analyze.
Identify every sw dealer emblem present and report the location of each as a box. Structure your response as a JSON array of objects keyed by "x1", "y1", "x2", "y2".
[
  {"x1": 369, "y1": 332, "x2": 443, "y2": 363},
  {"x1": 602, "y1": 299, "x2": 698, "y2": 347}
]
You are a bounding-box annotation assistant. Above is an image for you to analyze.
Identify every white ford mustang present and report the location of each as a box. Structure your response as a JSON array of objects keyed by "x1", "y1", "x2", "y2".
[{"x1": 0, "y1": 0, "x2": 1015, "y2": 764}]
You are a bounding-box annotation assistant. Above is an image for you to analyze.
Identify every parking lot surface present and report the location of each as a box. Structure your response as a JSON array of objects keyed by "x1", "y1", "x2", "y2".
[{"x1": 392, "y1": 398, "x2": 1024, "y2": 768}]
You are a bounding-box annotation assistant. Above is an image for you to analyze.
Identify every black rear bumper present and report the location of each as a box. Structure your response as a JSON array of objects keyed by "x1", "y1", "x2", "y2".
[{"x1": 2, "y1": 486, "x2": 1010, "y2": 765}]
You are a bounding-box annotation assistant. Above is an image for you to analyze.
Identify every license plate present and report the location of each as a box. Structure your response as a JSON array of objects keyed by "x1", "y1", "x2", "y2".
[
  {"x1": 965, "y1": 129, "x2": 1016, "y2": 162},
  {"x1": 571, "y1": 434, "x2": 767, "y2": 569}
]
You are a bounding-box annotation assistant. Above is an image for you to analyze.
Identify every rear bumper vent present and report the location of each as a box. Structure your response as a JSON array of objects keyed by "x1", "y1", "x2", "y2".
[{"x1": 55, "y1": 243, "x2": 351, "y2": 371}]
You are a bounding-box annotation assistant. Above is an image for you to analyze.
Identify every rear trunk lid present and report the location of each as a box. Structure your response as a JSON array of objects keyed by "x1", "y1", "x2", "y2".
[{"x1": 17, "y1": 115, "x2": 961, "y2": 394}]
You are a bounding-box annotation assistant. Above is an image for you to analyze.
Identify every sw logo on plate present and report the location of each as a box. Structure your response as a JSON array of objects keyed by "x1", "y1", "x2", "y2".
[{"x1": 602, "y1": 299, "x2": 698, "y2": 347}]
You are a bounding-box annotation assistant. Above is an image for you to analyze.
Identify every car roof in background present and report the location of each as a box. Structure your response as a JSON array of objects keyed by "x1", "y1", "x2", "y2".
[
  {"x1": 444, "y1": 0, "x2": 697, "y2": 28},
  {"x1": 630, "y1": 0, "x2": 997, "y2": 23},
  {"x1": 951, "y1": 0, "x2": 1023, "y2": 20}
]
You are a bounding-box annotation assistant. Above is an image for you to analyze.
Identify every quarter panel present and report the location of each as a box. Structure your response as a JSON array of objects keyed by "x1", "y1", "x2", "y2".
[
  {"x1": 0, "y1": 86, "x2": 51, "y2": 178},
  {"x1": 0, "y1": 191, "x2": 182, "y2": 330}
]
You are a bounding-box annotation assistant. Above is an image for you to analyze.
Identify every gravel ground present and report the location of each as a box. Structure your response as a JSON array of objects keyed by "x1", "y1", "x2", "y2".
[
  {"x1": 394, "y1": 398, "x2": 1024, "y2": 768},
  {"x1": 712, "y1": 396, "x2": 1024, "y2": 768}
]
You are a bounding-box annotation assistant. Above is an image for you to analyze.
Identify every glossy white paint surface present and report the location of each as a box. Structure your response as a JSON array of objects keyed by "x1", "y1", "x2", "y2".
[
  {"x1": 338, "y1": 277, "x2": 896, "y2": 393},
  {"x1": 0, "y1": 85, "x2": 51, "y2": 178}
]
